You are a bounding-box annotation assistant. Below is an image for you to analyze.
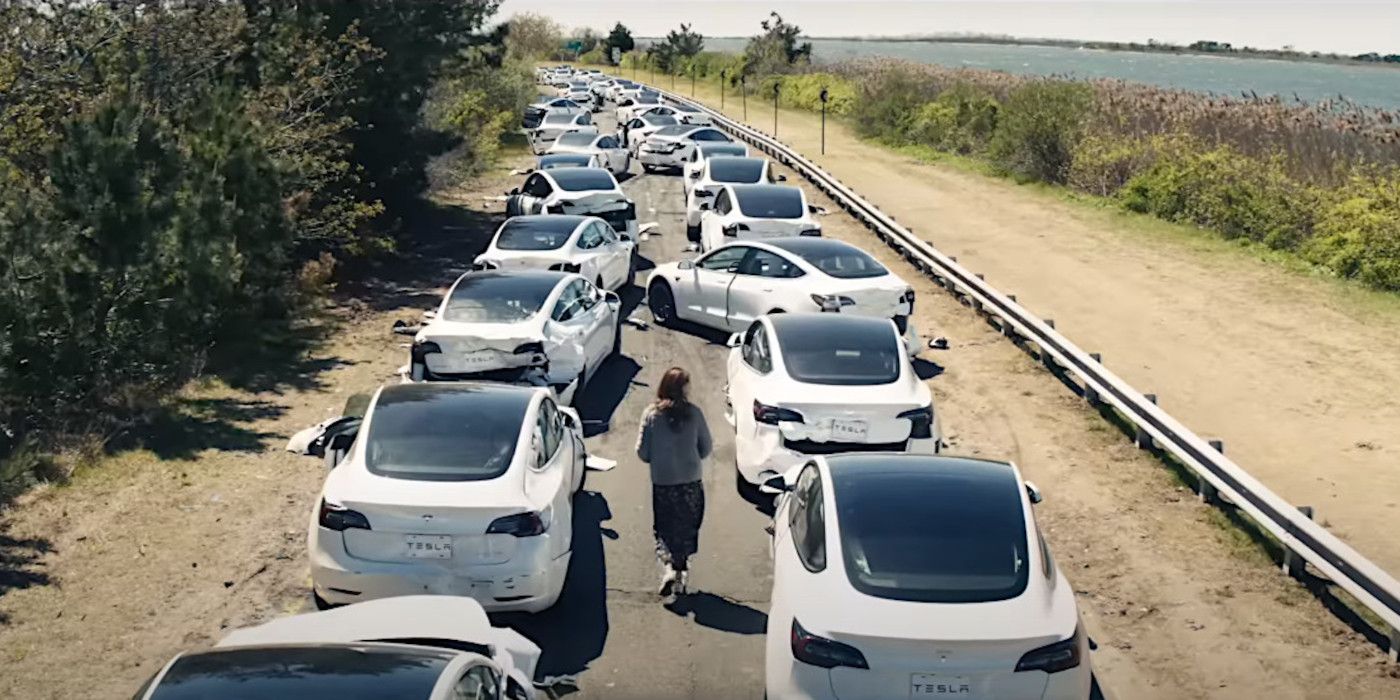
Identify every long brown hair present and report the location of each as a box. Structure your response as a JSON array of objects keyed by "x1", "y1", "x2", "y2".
[{"x1": 655, "y1": 367, "x2": 691, "y2": 427}]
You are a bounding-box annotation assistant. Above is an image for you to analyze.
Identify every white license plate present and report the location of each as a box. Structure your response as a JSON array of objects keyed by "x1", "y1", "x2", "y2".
[
  {"x1": 911, "y1": 674, "x2": 972, "y2": 696},
  {"x1": 830, "y1": 418, "x2": 869, "y2": 442},
  {"x1": 405, "y1": 534, "x2": 452, "y2": 559}
]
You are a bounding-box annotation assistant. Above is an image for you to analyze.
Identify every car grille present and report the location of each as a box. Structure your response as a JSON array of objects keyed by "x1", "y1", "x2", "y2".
[{"x1": 782, "y1": 438, "x2": 908, "y2": 455}]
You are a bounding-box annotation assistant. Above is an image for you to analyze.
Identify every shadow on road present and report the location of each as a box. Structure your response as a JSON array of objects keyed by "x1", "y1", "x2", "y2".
[
  {"x1": 912, "y1": 358, "x2": 945, "y2": 381},
  {"x1": 496, "y1": 490, "x2": 614, "y2": 682},
  {"x1": 664, "y1": 591, "x2": 766, "y2": 635},
  {"x1": 576, "y1": 356, "x2": 642, "y2": 437},
  {"x1": 0, "y1": 530, "x2": 52, "y2": 624},
  {"x1": 110, "y1": 396, "x2": 287, "y2": 461}
]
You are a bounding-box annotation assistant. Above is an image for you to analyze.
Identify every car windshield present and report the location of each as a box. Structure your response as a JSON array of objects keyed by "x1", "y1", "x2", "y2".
[
  {"x1": 550, "y1": 168, "x2": 616, "y2": 192},
  {"x1": 442, "y1": 273, "x2": 556, "y2": 323},
  {"x1": 780, "y1": 240, "x2": 889, "y2": 279},
  {"x1": 643, "y1": 115, "x2": 679, "y2": 127},
  {"x1": 776, "y1": 317, "x2": 900, "y2": 385},
  {"x1": 364, "y1": 385, "x2": 531, "y2": 481},
  {"x1": 635, "y1": 93, "x2": 659, "y2": 104},
  {"x1": 709, "y1": 158, "x2": 766, "y2": 183},
  {"x1": 734, "y1": 186, "x2": 805, "y2": 219},
  {"x1": 148, "y1": 645, "x2": 454, "y2": 700},
  {"x1": 555, "y1": 132, "x2": 596, "y2": 147},
  {"x1": 831, "y1": 459, "x2": 1031, "y2": 603},
  {"x1": 495, "y1": 218, "x2": 578, "y2": 250}
]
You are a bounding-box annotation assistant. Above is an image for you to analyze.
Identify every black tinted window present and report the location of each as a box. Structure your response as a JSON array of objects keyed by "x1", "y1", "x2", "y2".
[
  {"x1": 366, "y1": 385, "x2": 530, "y2": 481},
  {"x1": 688, "y1": 129, "x2": 731, "y2": 142},
  {"x1": 443, "y1": 273, "x2": 558, "y2": 323},
  {"x1": 709, "y1": 159, "x2": 766, "y2": 183},
  {"x1": 777, "y1": 240, "x2": 889, "y2": 279},
  {"x1": 555, "y1": 132, "x2": 595, "y2": 147},
  {"x1": 831, "y1": 460, "x2": 1030, "y2": 603},
  {"x1": 538, "y1": 154, "x2": 592, "y2": 169},
  {"x1": 550, "y1": 169, "x2": 615, "y2": 192},
  {"x1": 495, "y1": 219, "x2": 578, "y2": 251},
  {"x1": 644, "y1": 115, "x2": 679, "y2": 127},
  {"x1": 735, "y1": 187, "x2": 804, "y2": 219},
  {"x1": 150, "y1": 646, "x2": 452, "y2": 700},
  {"x1": 776, "y1": 318, "x2": 899, "y2": 385}
]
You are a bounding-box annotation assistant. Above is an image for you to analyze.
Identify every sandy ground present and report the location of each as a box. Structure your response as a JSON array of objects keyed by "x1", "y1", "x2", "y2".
[
  {"x1": 662, "y1": 76, "x2": 1400, "y2": 581},
  {"x1": 0, "y1": 106, "x2": 1397, "y2": 699}
]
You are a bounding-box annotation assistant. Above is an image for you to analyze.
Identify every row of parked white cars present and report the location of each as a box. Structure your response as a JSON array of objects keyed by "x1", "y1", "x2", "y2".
[{"x1": 132, "y1": 67, "x2": 1092, "y2": 699}]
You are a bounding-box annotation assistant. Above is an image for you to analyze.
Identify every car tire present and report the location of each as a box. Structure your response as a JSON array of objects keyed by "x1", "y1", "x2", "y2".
[{"x1": 648, "y1": 281, "x2": 676, "y2": 327}]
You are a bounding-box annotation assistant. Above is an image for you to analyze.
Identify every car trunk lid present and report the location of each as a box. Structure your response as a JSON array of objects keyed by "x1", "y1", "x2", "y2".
[{"x1": 339, "y1": 476, "x2": 531, "y2": 568}]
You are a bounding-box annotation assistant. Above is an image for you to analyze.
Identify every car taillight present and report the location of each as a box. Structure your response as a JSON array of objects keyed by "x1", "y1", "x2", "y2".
[
  {"x1": 753, "y1": 400, "x2": 803, "y2": 425},
  {"x1": 319, "y1": 499, "x2": 371, "y2": 531},
  {"x1": 810, "y1": 294, "x2": 855, "y2": 312},
  {"x1": 546, "y1": 203, "x2": 566, "y2": 214},
  {"x1": 791, "y1": 618, "x2": 868, "y2": 670},
  {"x1": 1015, "y1": 625, "x2": 1083, "y2": 674},
  {"x1": 897, "y1": 405, "x2": 935, "y2": 439},
  {"x1": 486, "y1": 511, "x2": 547, "y2": 537},
  {"x1": 798, "y1": 228, "x2": 822, "y2": 237}
]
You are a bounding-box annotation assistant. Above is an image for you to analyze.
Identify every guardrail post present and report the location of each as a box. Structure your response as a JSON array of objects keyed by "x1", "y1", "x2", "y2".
[
  {"x1": 1281, "y1": 506, "x2": 1315, "y2": 579},
  {"x1": 1135, "y1": 395, "x2": 1157, "y2": 449},
  {"x1": 1389, "y1": 625, "x2": 1399, "y2": 663},
  {"x1": 1197, "y1": 440, "x2": 1225, "y2": 503},
  {"x1": 1040, "y1": 321, "x2": 1058, "y2": 369}
]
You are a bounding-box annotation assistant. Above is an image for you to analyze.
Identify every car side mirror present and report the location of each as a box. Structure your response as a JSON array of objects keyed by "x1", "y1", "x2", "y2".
[
  {"x1": 677, "y1": 259, "x2": 695, "y2": 270},
  {"x1": 726, "y1": 332, "x2": 743, "y2": 348},
  {"x1": 698, "y1": 201, "x2": 711, "y2": 211},
  {"x1": 1024, "y1": 480, "x2": 1043, "y2": 504},
  {"x1": 759, "y1": 474, "x2": 789, "y2": 495}
]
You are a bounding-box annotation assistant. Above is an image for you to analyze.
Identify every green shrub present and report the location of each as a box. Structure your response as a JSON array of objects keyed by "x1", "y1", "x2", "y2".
[
  {"x1": 1118, "y1": 146, "x2": 1316, "y2": 249},
  {"x1": 849, "y1": 67, "x2": 932, "y2": 143},
  {"x1": 907, "y1": 83, "x2": 1000, "y2": 154},
  {"x1": 989, "y1": 81, "x2": 1094, "y2": 183},
  {"x1": 1304, "y1": 173, "x2": 1400, "y2": 289},
  {"x1": 767, "y1": 73, "x2": 857, "y2": 116}
]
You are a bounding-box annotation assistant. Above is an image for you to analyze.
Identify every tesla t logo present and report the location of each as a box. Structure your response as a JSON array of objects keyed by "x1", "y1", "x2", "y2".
[{"x1": 421, "y1": 514, "x2": 434, "y2": 523}]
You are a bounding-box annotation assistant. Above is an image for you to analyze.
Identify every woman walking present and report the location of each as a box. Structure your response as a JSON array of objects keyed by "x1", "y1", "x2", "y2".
[{"x1": 636, "y1": 367, "x2": 713, "y2": 597}]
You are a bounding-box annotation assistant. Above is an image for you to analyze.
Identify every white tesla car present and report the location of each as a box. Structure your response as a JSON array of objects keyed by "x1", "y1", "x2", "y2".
[
  {"x1": 671, "y1": 102, "x2": 714, "y2": 126},
  {"x1": 137, "y1": 596, "x2": 543, "y2": 699},
  {"x1": 527, "y1": 152, "x2": 603, "y2": 172},
  {"x1": 615, "y1": 92, "x2": 665, "y2": 122},
  {"x1": 684, "y1": 156, "x2": 782, "y2": 238},
  {"x1": 528, "y1": 111, "x2": 595, "y2": 154},
  {"x1": 522, "y1": 97, "x2": 584, "y2": 129},
  {"x1": 681, "y1": 141, "x2": 751, "y2": 182},
  {"x1": 698, "y1": 184, "x2": 823, "y2": 250},
  {"x1": 762, "y1": 454, "x2": 1091, "y2": 700},
  {"x1": 503, "y1": 167, "x2": 639, "y2": 238},
  {"x1": 546, "y1": 131, "x2": 630, "y2": 175},
  {"x1": 402, "y1": 270, "x2": 621, "y2": 402},
  {"x1": 646, "y1": 238, "x2": 919, "y2": 347},
  {"x1": 637, "y1": 125, "x2": 734, "y2": 173},
  {"x1": 618, "y1": 112, "x2": 680, "y2": 152},
  {"x1": 296, "y1": 383, "x2": 595, "y2": 614},
  {"x1": 722, "y1": 313, "x2": 939, "y2": 487},
  {"x1": 604, "y1": 80, "x2": 639, "y2": 101},
  {"x1": 475, "y1": 215, "x2": 636, "y2": 291}
]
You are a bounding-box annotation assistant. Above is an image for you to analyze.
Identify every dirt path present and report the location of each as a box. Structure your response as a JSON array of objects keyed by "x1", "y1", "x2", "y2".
[{"x1": 666, "y1": 77, "x2": 1400, "y2": 579}]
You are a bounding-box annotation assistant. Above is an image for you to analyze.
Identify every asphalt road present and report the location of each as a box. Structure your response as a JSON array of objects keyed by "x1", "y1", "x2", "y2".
[{"x1": 494, "y1": 108, "x2": 773, "y2": 698}]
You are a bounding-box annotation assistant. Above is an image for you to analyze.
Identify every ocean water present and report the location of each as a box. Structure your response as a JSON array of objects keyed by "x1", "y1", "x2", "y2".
[{"x1": 700, "y1": 37, "x2": 1400, "y2": 109}]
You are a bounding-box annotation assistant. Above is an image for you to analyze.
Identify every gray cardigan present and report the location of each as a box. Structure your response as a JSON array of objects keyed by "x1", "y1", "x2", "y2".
[{"x1": 635, "y1": 403, "x2": 713, "y2": 486}]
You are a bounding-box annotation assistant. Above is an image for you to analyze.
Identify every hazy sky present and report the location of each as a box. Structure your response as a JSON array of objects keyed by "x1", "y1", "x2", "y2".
[{"x1": 496, "y1": 1, "x2": 1400, "y2": 54}]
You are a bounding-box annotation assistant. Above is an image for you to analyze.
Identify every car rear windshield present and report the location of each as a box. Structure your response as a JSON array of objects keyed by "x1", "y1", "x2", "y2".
[
  {"x1": 551, "y1": 168, "x2": 615, "y2": 191},
  {"x1": 542, "y1": 113, "x2": 575, "y2": 124},
  {"x1": 778, "y1": 321, "x2": 900, "y2": 385},
  {"x1": 442, "y1": 273, "x2": 556, "y2": 323},
  {"x1": 643, "y1": 115, "x2": 679, "y2": 127},
  {"x1": 709, "y1": 159, "x2": 765, "y2": 183},
  {"x1": 792, "y1": 243, "x2": 888, "y2": 279},
  {"x1": 734, "y1": 187, "x2": 804, "y2": 219},
  {"x1": 365, "y1": 385, "x2": 530, "y2": 481},
  {"x1": 539, "y1": 154, "x2": 592, "y2": 169},
  {"x1": 148, "y1": 645, "x2": 453, "y2": 700},
  {"x1": 555, "y1": 132, "x2": 596, "y2": 147},
  {"x1": 831, "y1": 465, "x2": 1031, "y2": 603},
  {"x1": 700, "y1": 144, "x2": 748, "y2": 158},
  {"x1": 495, "y1": 219, "x2": 578, "y2": 250}
]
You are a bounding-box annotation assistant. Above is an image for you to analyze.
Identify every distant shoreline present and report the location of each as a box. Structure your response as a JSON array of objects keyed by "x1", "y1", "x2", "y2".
[{"x1": 682, "y1": 35, "x2": 1400, "y2": 69}]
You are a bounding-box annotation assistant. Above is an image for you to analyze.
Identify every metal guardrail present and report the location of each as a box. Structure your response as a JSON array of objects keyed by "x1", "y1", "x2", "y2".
[{"x1": 645, "y1": 84, "x2": 1400, "y2": 660}]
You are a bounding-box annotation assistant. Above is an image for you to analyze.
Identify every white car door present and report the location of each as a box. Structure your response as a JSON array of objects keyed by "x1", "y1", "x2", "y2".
[
  {"x1": 528, "y1": 398, "x2": 575, "y2": 563},
  {"x1": 726, "y1": 248, "x2": 803, "y2": 328},
  {"x1": 699, "y1": 189, "x2": 738, "y2": 252},
  {"x1": 597, "y1": 223, "x2": 633, "y2": 289},
  {"x1": 575, "y1": 222, "x2": 609, "y2": 285},
  {"x1": 594, "y1": 134, "x2": 629, "y2": 173},
  {"x1": 727, "y1": 321, "x2": 773, "y2": 464},
  {"x1": 682, "y1": 245, "x2": 749, "y2": 327},
  {"x1": 766, "y1": 463, "x2": 826, "y2": 660}
]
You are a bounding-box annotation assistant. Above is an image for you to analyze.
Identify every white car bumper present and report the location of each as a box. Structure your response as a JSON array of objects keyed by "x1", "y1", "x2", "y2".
[
  {"x1": 309, "y1": 526, "x2": 570, "y2": 614},
  {"x1": 735, "y1": 424, "x2": 940, "y2": 485},
  {"x1": 639, "y1": 150, "x2": 683, "y2": 168}
]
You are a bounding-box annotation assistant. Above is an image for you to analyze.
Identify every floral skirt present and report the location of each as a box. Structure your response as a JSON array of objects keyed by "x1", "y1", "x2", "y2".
[{"x1": 652, "y1": 481, "x2": 705, "y2": 572}]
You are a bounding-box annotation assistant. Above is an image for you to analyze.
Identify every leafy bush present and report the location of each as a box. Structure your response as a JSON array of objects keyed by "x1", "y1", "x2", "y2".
[
  {"x1": 1305, "y1": 173, "x2": 1400, "y2": 289},
  {"x1": 907, "y1": 84, "x2": 1000, "y2": 154},
  {"x1": 989, "y1": 81, "x2": 1095, "y2": 183},
  {"x1": 849, "y1": 67, "x2": 934, "y2": 143}
]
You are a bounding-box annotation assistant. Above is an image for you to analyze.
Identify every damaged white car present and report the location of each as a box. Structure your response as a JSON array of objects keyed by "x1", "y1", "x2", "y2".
[
  {"x1": 475, "y1": 215, "x2": 637, "y2": 291},
  {"x1": 546, "y1": 131, "x2": 630, "y2": 175},
  {"x1": 528, "y1": 111, "x2": 595, "y2": 154},
  {"x1": 398, "y1": 269, "x2": 621, "y2": 405},
  {"x1": 503, "y1": 167, "x2": 640, "y2": 239},
  {"x1": 136, "y1": 596, "x2": 544, "y2": 699}
]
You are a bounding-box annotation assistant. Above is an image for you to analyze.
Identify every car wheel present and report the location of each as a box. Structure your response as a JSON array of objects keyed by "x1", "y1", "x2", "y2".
[{"x1": 648, "y1": 281, "x2": 676, "y2": 327}]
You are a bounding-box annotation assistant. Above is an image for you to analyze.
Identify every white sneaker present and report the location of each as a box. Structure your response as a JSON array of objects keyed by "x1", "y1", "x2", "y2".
[{"x1": 657, "y1": 564, "x2": 677, "y2": 597}]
